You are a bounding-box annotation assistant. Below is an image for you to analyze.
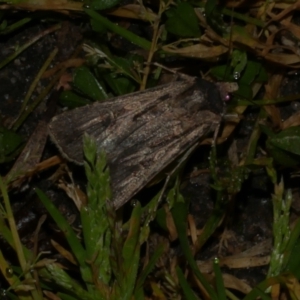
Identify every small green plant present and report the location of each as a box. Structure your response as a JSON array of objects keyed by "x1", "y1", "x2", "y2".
[
  {"x1": 0, "y1": 134, "x2": 165, "y2": 299},
  {"x1": 36, "y1": 134, "x2": 167, "y2": 299}
]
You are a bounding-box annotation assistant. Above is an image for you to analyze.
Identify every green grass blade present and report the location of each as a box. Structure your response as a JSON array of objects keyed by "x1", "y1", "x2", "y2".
[
  {"x1": 45, "y1": 263, "x2": 95, "y2": 300},
  {"x1": 172, "y1": 201, "x2": 218, "y2": 299},
  {"x1": 35, "y1": 189, "x2": 92, "y2": 284},
  {"x1": 134, "y1": 243, "x2": 165, "y2": 297},
  {"x1": 176, "y1": 266, "x2": 198, "y2": 300},
  {"x1": 213, "y1": 258, "x2": 226, "y2": 300},
  {"x1": 119, "y1": 203, "x2": 141, "y2": 299},
  {"x1": 0, "y1": 17, "x2": 31, "y2": 35},
  {"x1": 57, "y1": 293, "x2": 79, "y2": 300},
  {"x1": 243, "y1": 277, "x2": 275, "y2": 300},
  {"x1": 85, "y1": 9, "x2": 152, "y2": 51}
]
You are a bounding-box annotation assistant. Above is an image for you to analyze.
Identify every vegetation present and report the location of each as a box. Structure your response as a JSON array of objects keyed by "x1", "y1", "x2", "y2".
[{"x1": 1, "y1": 0, "x2": 300, "y2": 299}]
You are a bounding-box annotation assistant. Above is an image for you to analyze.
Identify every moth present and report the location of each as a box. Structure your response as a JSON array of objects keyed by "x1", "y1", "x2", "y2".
[{"x1": 48, "y1": 74, "x2": 236, "y2": 209}]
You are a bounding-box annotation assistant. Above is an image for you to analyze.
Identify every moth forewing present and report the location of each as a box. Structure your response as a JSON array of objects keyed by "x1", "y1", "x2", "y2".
[{"x1": 48, "y1": 75, "x2": 225, "y2": 209}]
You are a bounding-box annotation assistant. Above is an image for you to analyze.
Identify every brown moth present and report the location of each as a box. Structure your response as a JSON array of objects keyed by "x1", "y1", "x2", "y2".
[{"x1": 48, "y1": 75, "x2": 235, "y2": 209}]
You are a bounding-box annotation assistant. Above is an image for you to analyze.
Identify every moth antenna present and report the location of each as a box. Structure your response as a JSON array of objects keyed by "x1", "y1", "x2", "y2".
[
  {"x1": 151, "y1": 62, "x2": 177, "y2": 74},
  {"x1": 151, "y1": 62, "x2": 193, "y2": 80}
]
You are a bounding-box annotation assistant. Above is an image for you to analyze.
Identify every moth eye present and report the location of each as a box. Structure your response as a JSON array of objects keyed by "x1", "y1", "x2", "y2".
[
  {"x1": 224, "y1": 93, "x2": 232, "y2": 102},
  {"x1": 215, "y1": 82, "x2": 238, "y2": 103}
]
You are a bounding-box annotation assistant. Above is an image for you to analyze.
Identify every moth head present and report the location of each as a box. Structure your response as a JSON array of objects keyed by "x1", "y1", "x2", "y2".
[
  {"x1": 215, "y1": 82, "x2": 239, "y2": 103},
  {"x1": 194, "y1": 79, "x2": 238, "y2": 115}
]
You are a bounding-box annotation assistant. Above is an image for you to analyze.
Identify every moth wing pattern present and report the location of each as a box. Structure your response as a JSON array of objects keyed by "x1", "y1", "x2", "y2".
[
  {"x1": 110, "y1": 110, "x2": 220, "y2": 208},
  {"x1": 49, "y1": 76, "x2": 224, "y2": 208},
  {"x1": 49, "y1": 78, "x2": 194, "y2": 163}
]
